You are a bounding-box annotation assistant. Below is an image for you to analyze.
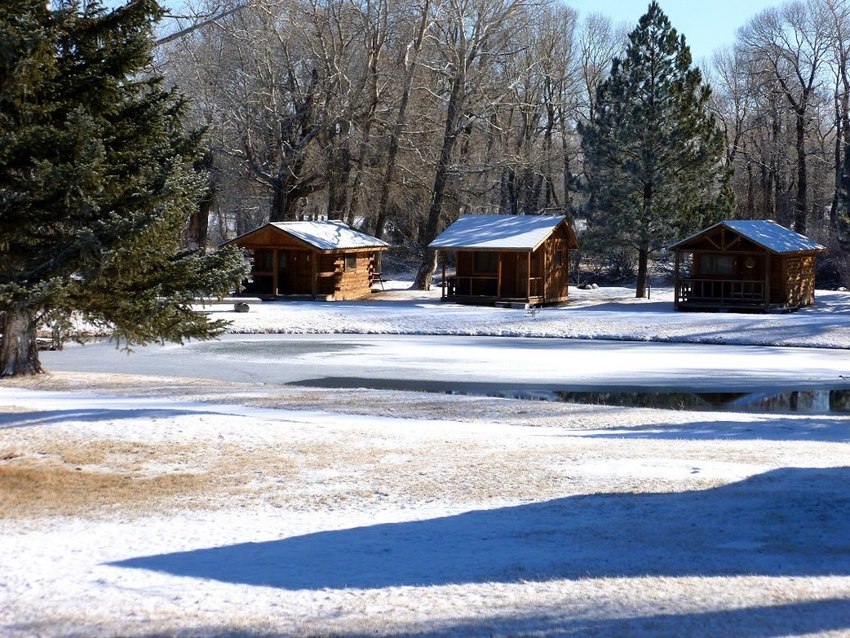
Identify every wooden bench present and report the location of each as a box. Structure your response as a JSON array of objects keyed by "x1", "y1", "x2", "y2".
[
  {"x1": 370, "y1": 272, "x2": 388, "y2": 290},
  {"x1": 193, "y1": 297, "x2": 262, "y2": 305}
]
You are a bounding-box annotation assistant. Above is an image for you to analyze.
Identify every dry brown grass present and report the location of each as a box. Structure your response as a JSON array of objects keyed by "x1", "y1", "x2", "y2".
[
  {"x1": 0, "y1": 419, "x2": 584, "y2": 518},
  {"x1": 0, "y1": 434, "x2": 301, "y2": 518},
  {"x1": 1, "y1": 371, "x2": 824, "y2": 521},
  {"x1": 0, "y1": 462, "x2": 205, "y2": 517}
]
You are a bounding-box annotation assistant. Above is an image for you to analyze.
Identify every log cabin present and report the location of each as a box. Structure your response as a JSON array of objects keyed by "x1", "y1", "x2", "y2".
[
  {"x1": 429, "y1": 214, "x2": 579, "y2": 307},
  {"x1": 670, "y1": 220, "x2": 824, "y2": 312},
  {"x1": 222, "y1": 221, "x2": 389, "y2": 300}
]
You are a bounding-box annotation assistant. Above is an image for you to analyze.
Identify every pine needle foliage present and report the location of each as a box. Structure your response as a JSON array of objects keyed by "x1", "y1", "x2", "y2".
[
  {"x1": 579, "y1": 2, "x2": 729, "y2": 297},
  {"x1": 0, "y1": 0, "x2": 247, "y2": 376}
]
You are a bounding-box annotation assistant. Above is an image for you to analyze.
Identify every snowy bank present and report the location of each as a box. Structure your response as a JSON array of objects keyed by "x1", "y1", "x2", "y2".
[
  {"x1": 1, "y1": 381, "x2": 849, "y2": 637},
  {"x1": 195, "y1": 283, "x2": 850, "y2": 349}
]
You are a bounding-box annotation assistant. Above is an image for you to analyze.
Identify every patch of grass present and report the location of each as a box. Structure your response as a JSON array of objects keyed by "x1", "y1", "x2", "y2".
[
  {"x1": 0, "y1": 438, "x2": 301, "y2": 518},
  {"x1": 0, "y1": 462, "x2": 206, "y2": 517}
]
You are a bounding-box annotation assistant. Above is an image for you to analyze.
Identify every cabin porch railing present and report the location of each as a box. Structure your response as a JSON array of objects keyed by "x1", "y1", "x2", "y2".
[
  {"x1": 677, "y1": 278, "x2": 765, "y2": 306},
  {"x1": 444, "y1": 274, "x2": 544, "y2": 300},
  {"x1": 446, "y1": 274, "x2": 498, "y2": 298},
  {"x1": 528, "y1": 276, "x2": 543, "y2": 298}
]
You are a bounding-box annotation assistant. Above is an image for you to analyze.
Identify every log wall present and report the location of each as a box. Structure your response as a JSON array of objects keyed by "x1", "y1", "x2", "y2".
[
  {"x1": 782, "y1": 254, "x2": 816, "y2": 307},
  {"x1": 332, "y1": 252, "x2": 378, "y2": 300},
  {"x1": 543, "y1": 227, "x2": 571, "y2": 302}
]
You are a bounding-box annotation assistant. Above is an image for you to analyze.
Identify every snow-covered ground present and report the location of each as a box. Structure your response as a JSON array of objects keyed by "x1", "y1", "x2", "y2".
[
  {"x1": 40, "y1": 332, "x2": 850, "y2": 393},
  {"x1": 2, "y1": 375, "x2": 849, "y2": 637},
  {"x1": 3, "y1": 282, "x2": 850, "y2": 636},
  {"x1": 196, "y1": 283, "x2": 850, "y2": 349}
]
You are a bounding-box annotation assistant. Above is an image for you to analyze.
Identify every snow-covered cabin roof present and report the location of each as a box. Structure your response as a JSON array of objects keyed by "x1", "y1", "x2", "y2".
[
  {"x1": 225, "y1": 220, "x2": 389, "y2": 251},
  {"x1": 429, "y1": 214, "x2": 575, "y2": 251},
  {"x1": 271, "y1": 221, "x2": 389, "y2": 250},
  {"x1": 670, "y1": 220, "x2": 824, "y2": 254}
]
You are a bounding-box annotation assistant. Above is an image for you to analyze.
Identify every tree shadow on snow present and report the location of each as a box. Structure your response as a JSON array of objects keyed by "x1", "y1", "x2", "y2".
[
  {"x1": 580, "y1": 416, "x2": 850, "y2": 443},
  {"x1": 13, "y1": 598, "x2": 848, "y2": 638},
  {"x1": 421, "y1": 598, "x2": 850, "y2": 638},
  {"x1": 0, "y1": 408, "x2": 214, "y2": 429},
  {"x1": 564, "y1": 300, "x2": 673, "y2": 313},
  {"x1": 110, "y1": 467, "x2": 850, "y2": 590},
  {"x1": 658, "y1": 316, "x2": 850, "y2": 347}
]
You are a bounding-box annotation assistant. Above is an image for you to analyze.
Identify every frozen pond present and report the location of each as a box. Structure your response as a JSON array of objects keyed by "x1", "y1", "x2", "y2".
[{"x1": 41, "y1": 334, "x2": 850, "y2": 413}]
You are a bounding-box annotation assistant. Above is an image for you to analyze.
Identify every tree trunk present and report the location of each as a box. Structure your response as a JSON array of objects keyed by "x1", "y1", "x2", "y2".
[
  {"x1": 746, "y1": 159, "x2": 755, "y2": 216},
  {"x1": 635, "y1": 247, "x2": 649, "y2": 299},
  {"x1": 831, "y1": 94, "x2": 843, "y2": 229},
  {"x1": 1, "y1": 307, "x2": 42, "y2": 377},
  {"x1": 190, "y1": 148, "x2": 215, "y2": 251},
  {"x1": 412, "y1": 72, "x2": 465, "y2": 291},
  {"x1": 192, "y1": 195, "x2": 211, "y2": 251},
  {"x1": 839, "y1": 143, "x2": 850, "y2": 248},
  {"x1": 832, "y1": 69, "x2": 850, "y2": 231},
  {"x1": 348, "y1": 119, "x2": 374, "y2": 227},
  {"x1": 637, "y1": 181, "x2": 652, "y2": 298},
  {"x1": 270, "y1": 178, "x2": 302, "y2": 222},
  {"x1": 794, "y1": 110, "x2": 808, "y2": 234},
  {"x1": 761, "y1": 163, "x2": 774, "y2": 219},
  {"x1": 413, "y1": 248, "x2": 438, "y2": 291},
  {"x1": 559, "y1": 106, "x2": 571, "y2": 206},
  {"x1": 770, "y1": 111, "x2": 780, "y2": 219},
  {"x1": 374, "y1": 0, "x2": 430, "y2": 240},
  {"x1": 542, "y1": 102, "x2": 556, "y2": 210},
  {"x1": 499, "y1": 170, "x2": 511, "y2": 213},
  {"x1": 270, "y1": 182, "x2": 287, "y2": 222},
  {"x1": 349, "y1": 25, "x2": 384, "y2": 228},
  {"x1": 326, "y1": 122, "x2": 352, "y2": 221},
  {"x1": 413, "y1": 153, "x2": 453, "y2": 290}
]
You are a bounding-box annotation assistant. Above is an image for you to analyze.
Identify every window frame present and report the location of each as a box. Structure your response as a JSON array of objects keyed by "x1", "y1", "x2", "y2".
[
  {"x1": 472, "y1": 251, "x2": 498, "y2": 274},
  {"x1": 698, "y1": 253, "x2": 735, "y2": 276}
]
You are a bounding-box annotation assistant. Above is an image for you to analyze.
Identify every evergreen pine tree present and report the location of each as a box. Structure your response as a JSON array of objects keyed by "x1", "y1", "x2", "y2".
[
  {"x1": 579, "y1": 1, "x2": 728, "y2": 298},
  {"x1": 0, "y1": 0, "x2": 247, "y2": 376}
]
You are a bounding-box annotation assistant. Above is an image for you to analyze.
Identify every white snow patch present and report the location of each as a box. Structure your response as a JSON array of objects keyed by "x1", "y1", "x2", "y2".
[
  {"x1": 194, "y1": 284, "x2": 850, "y2": 349},
  {"x1": 1, "y1": 384, "x2": 849, "y2": 637}
]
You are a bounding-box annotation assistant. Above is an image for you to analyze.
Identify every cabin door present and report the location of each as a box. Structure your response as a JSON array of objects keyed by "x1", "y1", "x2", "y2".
[
  {"x1": 516, "y1": 254, "x2": 529, "y2": 298},
  {"x1": 499, "y1": 253, "x2": 527, "y2": 299},
  {"x1": 283, "y1": 251, "x2": 314, "y2": 295}
]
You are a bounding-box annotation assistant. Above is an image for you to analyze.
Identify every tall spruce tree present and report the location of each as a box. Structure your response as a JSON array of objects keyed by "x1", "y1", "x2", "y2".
[
  {"x1": 0, "y1": 0, "x2": 247, "y2": 376},
  {"x1": 579, "y1": 2, "x2": 728, "y2": 298}
]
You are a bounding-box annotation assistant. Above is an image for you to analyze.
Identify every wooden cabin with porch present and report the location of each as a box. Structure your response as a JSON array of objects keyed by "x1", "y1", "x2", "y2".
[
  {"x1": 429, "y1": 214, "x2": 578, "y2": 307},
  {"x1": 222, "y1": 221, "x2": 389, "y2": 300},
  {"x1": 670, "y1": 220, "x2": 824, "y2": 312}
]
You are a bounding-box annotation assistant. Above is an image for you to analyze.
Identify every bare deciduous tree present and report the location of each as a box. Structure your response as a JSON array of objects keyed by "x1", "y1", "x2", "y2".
[
  {"x1": 740, "y1": 0, "x2": 831, "y2": 233},
  {"x1": 412, "y1": 0, "x2": 540, "y2": 289}
]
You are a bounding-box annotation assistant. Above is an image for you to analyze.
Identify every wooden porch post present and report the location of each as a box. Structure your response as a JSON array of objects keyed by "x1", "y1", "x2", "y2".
[
  {"x1": 526, "y1": 251, "x2": 531, "y2": 301},
  {"x1": 673, "y1": 250, "x2": 680, "y2": 310},
  {"x1": 497, "y1": 253, "x2": 503, "y2": 300},
  {"x1": 272, "y1": 248, "x2": 279, "y2": 296},
  {"x1": 311, "y1": 250, "x2": 318, "y2": 299},
  {"x1": 441, "y1": 252, "x2": 446, "y2": 299},
  {"x1": 764, "y1": 253, "x2": 771, "y2": 312},
  {"x1": 543, "y1": 245, "x2": 548, "y2": 302}
]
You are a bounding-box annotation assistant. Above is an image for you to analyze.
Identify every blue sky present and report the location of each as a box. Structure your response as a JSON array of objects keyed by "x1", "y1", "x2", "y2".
[
  {"x1": 566, "y1": 0, "x2": 780, "y2": 63},
  {"x1": 146, "y1": 0, "x2": 778, "y2": 65}
]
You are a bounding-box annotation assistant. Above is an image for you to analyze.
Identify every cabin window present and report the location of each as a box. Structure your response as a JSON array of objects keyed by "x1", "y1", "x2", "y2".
[
  {"x1": 555, "y1": 250, "x2": 566, "y2": 267},
  {"x1": 254, "y1": 249, "x2": 273, "y2": 272},
  {"x1": 473, "y1": 251, "x2": 498, "y2": 273},
  {"x1": 345, "y1": 254, "x2": 357, "y2": 271},
  {"x1": 699, "y1": 254, "x2": 735, "y2": 275}
]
